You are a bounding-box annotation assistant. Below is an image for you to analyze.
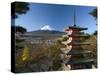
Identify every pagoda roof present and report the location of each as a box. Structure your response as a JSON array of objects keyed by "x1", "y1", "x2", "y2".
[
  {"x1": 69, "y1": 42, "x2": 91, "y2": 45},
  {"x1": 69, "y1": 25, "x2": 88, "y2": 31},
  {"x1": 61, "y1": 41, "x2": 91, "y2": 45},
  {"x1": 69, "y1": 34, "x2": 89, "y2": 37},
  {"x1": 64, "y1": 58, "x2": 95, "y2": 65},
  {"x1": 67, "y1": 50, "x2": 92, "y2": 55}
]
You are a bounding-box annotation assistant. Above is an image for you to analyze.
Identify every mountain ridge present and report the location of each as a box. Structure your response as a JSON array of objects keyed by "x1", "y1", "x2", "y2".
[
  {"x1": 27, "y1": 30, "x2": 65, "y2": 34},
  {"x1": 24, "y1": 30, "x2": 66, "y2": 36}
]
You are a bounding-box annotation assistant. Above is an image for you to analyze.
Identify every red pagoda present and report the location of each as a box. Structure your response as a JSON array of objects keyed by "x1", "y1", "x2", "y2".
[{"x1": 60, "y1": 12, "x2": 95, "y2": 70}]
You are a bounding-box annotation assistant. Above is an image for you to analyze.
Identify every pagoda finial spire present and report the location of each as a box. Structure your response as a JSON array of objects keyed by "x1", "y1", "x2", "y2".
[{"x1": 74, "y1": 10, "x2": 76, "y2": 26}]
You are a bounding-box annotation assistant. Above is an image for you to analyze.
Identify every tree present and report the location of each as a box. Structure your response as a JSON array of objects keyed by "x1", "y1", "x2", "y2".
[
  {"x1": 11, "y1": 2, "x2": 30, "y2": 19},
  {"x1": 89, "y1": 8, "x2": 97, "y2": 35},
  {"x1": 93, "y1": 30, "x2": 97, "y2": 35},
  {"x1": 89, "y1": 8, "x2": 97, "y2": 19},
  {"x1": 16, "y1": 26, "x2": 27, "y2": 33},
  {"x1": 22, "y1": 46, "x2": 30, "y2": 61}
]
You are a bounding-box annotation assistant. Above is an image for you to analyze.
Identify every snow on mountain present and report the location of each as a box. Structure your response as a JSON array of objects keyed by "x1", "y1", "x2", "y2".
[{"x1": 40, "y1": 25, "x2": 53, "y2": 31}]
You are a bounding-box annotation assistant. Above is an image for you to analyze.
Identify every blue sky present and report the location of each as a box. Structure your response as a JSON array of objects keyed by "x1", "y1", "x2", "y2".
[{"x1": 15, "y1": 3, "x2": 97, "y2": 34}]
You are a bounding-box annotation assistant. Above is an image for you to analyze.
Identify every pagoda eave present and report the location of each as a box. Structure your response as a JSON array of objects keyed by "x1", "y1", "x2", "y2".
[
  {"x1": 69, "y1": 35, "x2": 89, "y2": 37},
  {"x1": 67, "y1": 50, "x2": 92, "y2": 55},
  {"x1": 68, "y1": 42, "x2": 91, "y2": 45},
  {"x1": 69, "y1": 26, "x2": 88, "y2": 31},
  {"x1": 64, "y1": 59, "x2": 95, "y2": 65}
]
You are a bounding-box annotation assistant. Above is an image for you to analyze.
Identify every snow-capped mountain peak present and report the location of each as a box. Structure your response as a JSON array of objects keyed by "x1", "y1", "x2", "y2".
[{"x1": 40, "y1": 25, "x2": 53, "y2": 31}]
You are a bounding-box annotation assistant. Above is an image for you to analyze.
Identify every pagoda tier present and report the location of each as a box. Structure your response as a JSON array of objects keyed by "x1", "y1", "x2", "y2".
[
  {"x1": 60, "y1": 46, "x2": 93, "y2": 54},
  {"x1": 69, "y1": 25, "x2": 88, "y2": 31},
  {"x1": 62, "y1": 49, "x2": 92, "y2": 55},
  {"x1": 64, "y1": 59, "x2": 94, "y2": 65},
  {"x1": 62, "y1": 35, "x2": 87, "y2": 38},
  {"x1": 62, "y1": 41, "x2": 91, "y2": 46},
  {"x1": 68, "y1": 50, "x2": 92, "y2": 54},
  {"x1": 68, "y1": 35, "x2": 89, "y2": 37},
  {"x1": 64, "y1": 42, "x2": 91, "y2": 45}
]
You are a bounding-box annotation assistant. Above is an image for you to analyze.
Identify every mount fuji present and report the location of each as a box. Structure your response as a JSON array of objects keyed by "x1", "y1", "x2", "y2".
[{"x1": 25, "y1": 25, "x2": 66, "y2": 36}]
